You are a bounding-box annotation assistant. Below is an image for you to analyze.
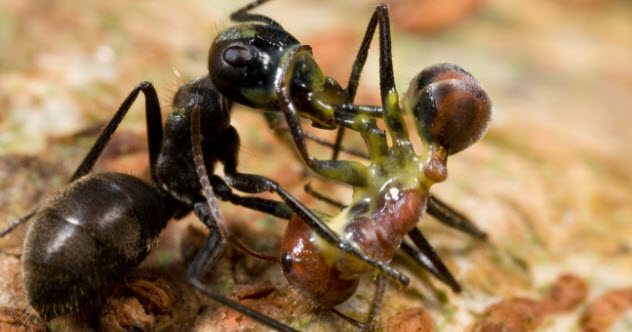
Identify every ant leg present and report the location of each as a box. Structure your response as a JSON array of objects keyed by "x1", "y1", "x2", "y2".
[
  {"x1": 330, "y1": 127, "x2": 346, "y2": 161},
  {"x1": 211, "y1": 175, "x2": 294, "y2": 220},
  {"x1": 0, "y1": 210, "x2": 36, "y2": 239},
  {"x1": 330, "y1": 274, "x2": 386, "y2": 331},
  {"x1": 330, "y1": 5, "x2": 380, "y2": 160},
  {"x1": 71, "y1": 81, "x2": 163, "y2": 182},
  {"x1": 374, "y1": 4, "x2": 414, "y2": 154},
  {"x1": 187, "y1": 204, "x2": 298, "y2": 332},
  {"x1": 303, "y1": 183, "x2": 345, "y2": 209},
  {"x1": 365, "y1": 273, "x2": 387, "y2": 331},
  {"x1": 347, "y1": 6, "x2": 379, "y2": 101},
  {"x1": 427, "y1": 196, "x2": 487, "y2": 239},
  {"x1": 324, "y1": 5, "x2": 416, "y2": 158},
  {"x1": 399, "y1": 241, "x2": 460, "y2": 292},
  {"x1": 407, "y1": 227, "x2": 461, "y2": 292},
  {"x1": 230, "y1": 0, "x2": 282, "y2": 28},
  {"x1": 1, "y1": 82, "x2": 162, "y2": 239}
]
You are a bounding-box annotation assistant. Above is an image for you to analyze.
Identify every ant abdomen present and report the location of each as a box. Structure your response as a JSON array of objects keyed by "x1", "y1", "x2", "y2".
[
  {"x1": 22, "y1": 173, "x2": 169, "y2": 319},
  {"x1": 280, "y1": 215, "x2": 359, "y2": 307},
  {"x1": 404, "y1": 63, "x2": 492, "y2": 154},
  {"x1": 280, "y1": 187, "x2": 428, "y2": 307}
]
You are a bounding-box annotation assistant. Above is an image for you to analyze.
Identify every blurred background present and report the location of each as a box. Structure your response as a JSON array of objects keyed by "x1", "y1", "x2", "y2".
[{"x1": 1, "y1": 0, "x2": 631, "y2": 331}]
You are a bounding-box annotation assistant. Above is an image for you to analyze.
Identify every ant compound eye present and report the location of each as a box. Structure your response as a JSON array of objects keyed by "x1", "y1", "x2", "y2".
[
  {"x1": 406, "y1": 63, "x2": 491, "y2": 154},
  {"x1": 222, "y1": 45, "x2": 253, "y2": 67},
  {"x1": 209, "y1": 24, "x2": 300, "y2": 110}
]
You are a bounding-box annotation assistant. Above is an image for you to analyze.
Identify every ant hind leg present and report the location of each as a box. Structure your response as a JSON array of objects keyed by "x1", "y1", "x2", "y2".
[
  {"x1": 1, "y1": 82, "x2": 162, "y2": 239},
  {"x1": 0, "y1": 210, "x2": 36, "y2": 239},
  {"x1": 330, "y1": 274, "x2": 386, "y2": 331},
  {"x1": 70, "y1": 81, "x2": 163, "y2": 181}
]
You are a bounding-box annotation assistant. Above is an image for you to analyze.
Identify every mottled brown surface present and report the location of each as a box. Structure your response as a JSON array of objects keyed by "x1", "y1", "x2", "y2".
[
  {"x1": 386, "y1": 308, "x2": 435, "y2": 332},
  {"x1": 580, "y1": 288, "x2": 632, "y2": 332},
  {"x1": 472, "y1": 298, "x2": 546, "y2": 332},
  {"x1": 471, "y1": 274, "x2": 589, "y2": 332},
  {"x1": 0, "y1": 307, "x2": 46, "y2": 332},
  {"x1": 541, "y1": 274, "x2": 589, "y2": 313},
  {"x1": 1, "y1": 0, "x2": 631, "y2": 331},
  {"x1": 99, "y1": 271, "x2": 199, "y2": 332},
  {"x1": 391, "y1": 0, "x2": 486, "y2": 33}
]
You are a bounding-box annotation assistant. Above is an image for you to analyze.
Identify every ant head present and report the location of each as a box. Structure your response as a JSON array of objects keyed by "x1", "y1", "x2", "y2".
[
  {"x1": 172, "y1": 76, "x2": 231, "y2": 139},
  {"x1": 208, "y1": 24, "x2": 299, "y2": 110},
  {"x1": 403, "y1": 63, "x2": 491, "y2": 155}
]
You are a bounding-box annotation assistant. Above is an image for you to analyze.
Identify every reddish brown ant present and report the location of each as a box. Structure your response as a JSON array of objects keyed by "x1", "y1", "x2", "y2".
[{"x1": 199, "y1": 1, "x2": 492, "y2": 329}]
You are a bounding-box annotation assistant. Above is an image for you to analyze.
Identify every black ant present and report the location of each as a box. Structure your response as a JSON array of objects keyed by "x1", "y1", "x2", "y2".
[
  {"x1": 0, "y1": 77, "x2": 308, "y2": 331},
  {"x1": 0, "y1": 9, "x2": 419, "y2": 332},
  {"x1": 202, "y1": 0, "x2": 491, "y2": 328}
]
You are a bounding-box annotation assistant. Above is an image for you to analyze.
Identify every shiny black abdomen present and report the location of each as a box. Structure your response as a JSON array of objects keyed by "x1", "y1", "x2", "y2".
[{"x1": 22, "y1": 172, "x2": 167, "y2": 319}]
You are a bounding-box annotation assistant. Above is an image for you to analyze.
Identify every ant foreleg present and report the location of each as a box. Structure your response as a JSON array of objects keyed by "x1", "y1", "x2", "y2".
[
  {"x1": 187, "y1": 203, "x2": 297, "y2": 332},
  {"x1": 365, "y1": 273, "x2": 387, "y2": 331},
  {"x1": 406, "y1": 228, "x2": 461, "y2": 292},
  {"x1": 191, "y1": 107, "x2": 280, "y2": 263},
  {"x1": 191, "y1": 104, "x2": 298, "y2": 324}
]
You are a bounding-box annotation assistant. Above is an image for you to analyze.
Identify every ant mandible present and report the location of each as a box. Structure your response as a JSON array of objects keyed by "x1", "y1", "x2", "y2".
[{"x1": 202, "y1": 0, "x2": 491, "y2": 328}]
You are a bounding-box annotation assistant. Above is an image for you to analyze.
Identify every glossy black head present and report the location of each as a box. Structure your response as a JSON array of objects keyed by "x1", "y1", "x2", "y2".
[
  {"x1": 404, "y1": 63, "x2": 492, "y2": 154},
  {"x1": 209, "y1": 23, "x2": 299, "y2": 110}
]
